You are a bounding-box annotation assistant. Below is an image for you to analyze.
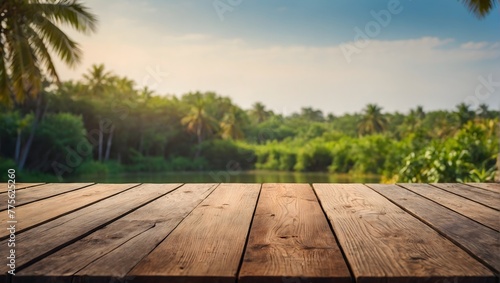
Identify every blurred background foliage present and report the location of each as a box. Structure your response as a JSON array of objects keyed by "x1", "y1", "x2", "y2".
[{"x1": 0, "y1": 65, "x2": 498, "y2": 182}]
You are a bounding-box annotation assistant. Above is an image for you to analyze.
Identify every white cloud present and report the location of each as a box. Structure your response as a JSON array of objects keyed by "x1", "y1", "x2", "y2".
[
  {"x1": 461, "y1": 41, "x2": 489, "y2": 50},
  {"x1": 55, "y1": 19, "x2": 500, "y2": 115}
]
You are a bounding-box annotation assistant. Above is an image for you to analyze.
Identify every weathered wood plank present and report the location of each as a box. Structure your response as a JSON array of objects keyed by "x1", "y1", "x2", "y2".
[
  {"x1": 14, "y1": 184, "x2": 217, "y2": 283},
  {"x1": 466, "y1": 183, "x2": 500, "y2": 193},
  {"x1": 431, "y1": 183, "x2": 500, "y2": 210},
  {"x1": 368, "y1": 183, "x2": 500, "y2": 274},
  {"x1": 314, "y1": 183, "x2": 495, "y2": 283},
  {"x1": 239, "y1": 183, "x2": 351, "y2": 283},
  {"x1": 0, "y1": 183, "x2": 94, "y2": 211},
  {"x1": 0, "y1": 183, "x2": 139, "y2": 240},
  {"x1": 14, "y1": 183, "x2": 44, "y2": 189},
  {"x1": 0, "y1": 183, "x2": 181, "y2": 282},
  {"x1": 0, "y1": 183, "x2": 44, "y2": 193},
  {"x1": 399, "y1": 183, "x2": 500, "y2": 231},
  {"x1": 128, "y1": 183, "x2": 261, "y2": 283}
]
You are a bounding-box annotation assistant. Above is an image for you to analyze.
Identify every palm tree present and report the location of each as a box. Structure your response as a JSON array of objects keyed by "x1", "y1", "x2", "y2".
[
  {"x1": 1, "y1": 0, "x2": 97, "y2": 104},
  {"x1": 83, "y1": 64, "x2": 112, "y2": 96},
  {"x1": 250, "y1": 102, "x2": 269, "y2": 123},
  {"x1": 83, "y1": 65, "x2": 113, "y2": 162},
  {"x1": 358, "y1": 104, "x2": 387, "y2": 135},
  {"x1": 455, "y1": 103, "x2": 476, "y2": 126},
  {"x1": 477, "y1": 104, "x2": 491, "y2": 119},
  {"x1": 300, "y1": 107, "x2": 324, "y2": 122},
  {"x1": 461, "y1": 0, "x2": 498, "y2": 18},
  {"x1": 220, "y1": 107, "x2": 244, "y2": 140},
  {"x1": 1, "y1": 0, "x2": 97, "y2": 170},
  {"x1": 403, "y1": 105, "x2": 426, "y2": 133},
  {"x1": 414, "y1": 105, "x2": 426, "y2": 120},
  {"x1": 181, "y1": 99, "x2": 217, "y2": 158}
]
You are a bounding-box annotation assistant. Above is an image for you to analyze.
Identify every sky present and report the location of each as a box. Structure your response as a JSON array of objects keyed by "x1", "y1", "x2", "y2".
[{"x1": 56, "y1": 0, "x2": 500, "y2": 115}]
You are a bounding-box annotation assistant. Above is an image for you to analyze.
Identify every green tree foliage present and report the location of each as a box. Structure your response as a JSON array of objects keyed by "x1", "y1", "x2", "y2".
[
  {"x1": 0, "y1": 0, "x2": 97, "y2": 104},
  {"x1": 0, "y1": 64, "x2": 498, "y2": 182},
  {"x1": 0, "y1": 0, "x2": 97, "y2": 171},
  {"x1": 249, "y1": 102, "x2": 272, "y2": 123},
  {"x1": 398, "y1": 121, "x2": 497, "y2": 182},
  {"x1": 358, "y1": 104, "x2": 388, "y2": 136}
]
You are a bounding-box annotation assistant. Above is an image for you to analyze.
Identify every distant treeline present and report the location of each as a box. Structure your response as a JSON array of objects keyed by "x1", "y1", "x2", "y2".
[{"x1": 0, "y1": 64, "x2": 498, "y2": 182}]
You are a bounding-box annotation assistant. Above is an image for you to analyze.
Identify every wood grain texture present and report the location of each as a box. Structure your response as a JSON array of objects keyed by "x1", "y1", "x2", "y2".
[
  {"x1": 368, "y1": 183, "x2": 500, "y2": 274},
  {"x1": 0, "y1": 183, "x2": 181, "y2": 281},
  {"x1": 0, "y1": 183, "x2": 94, "y2": 210},
  {"x1": 15, "y1": 184, "x2": 217, "y2": 283},
  {"x1": 128, "y1": 183, "x2": 261, "y2": 283},
  {"x1": 0, "y1": 183, "x2": 44, "y2": 193},
  {"x1": 239, "y1": 183, "x2": 351, "y2": 283},
  {"x1": 466, "y1": 183, "x2": 500, "y2": 193},
  {"x1": 314, "y1": 183, "x2": 495, "y2": 283},
  {"x1": 0, "y1": 183, "x2": 138, "y2": 240},
  {"x1": 399, "y1": 183, "x2": 500, "y2": 231},
  {"x1": 431, "y1": 183, "x2": 500, "y2": 210}
]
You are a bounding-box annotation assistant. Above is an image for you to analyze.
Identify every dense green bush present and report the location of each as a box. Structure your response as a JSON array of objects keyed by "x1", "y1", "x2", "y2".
[
  {"x1": 398, "y1": 121, "x2": 497, "y2": 182},
  {"x1": 351, "y1": 135, "x2": 392, "y2": 174},
  {"x1": 127, "y1": 149, "x2": 171, "y2": 172},
  {"x1": 169, "y1": 156, "x2": 208, "y2": 171},
  {"x1": 294, "y1": 144, "x2": 332, "y2": 172},
  {"x1": 329, "y1": 139, "x2": 355, "y2": 173},
  {"x1": 199, "y1": 139, "x2": 255, "y2": 170},
  {"x1": 74, "y1": 160, "x2": 110, "y2": 177}
]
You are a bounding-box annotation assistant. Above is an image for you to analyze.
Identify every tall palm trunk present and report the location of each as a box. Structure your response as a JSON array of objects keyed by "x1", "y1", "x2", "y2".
[
  {"x1": 195, "y1": 121, "x2": 203, "y2": 158},
  {"x1": 98, "y1": 120, "x2": 103, "y2": 162},
  {"x1": 104, "y1": 125, "x2": 115, "y2": 161},
  {"x1": 14, "y1": 128, "x2": 21, "y2": 163},
  {"x1": 18, "y1": 93, "x2": 44, "y2": 170}
]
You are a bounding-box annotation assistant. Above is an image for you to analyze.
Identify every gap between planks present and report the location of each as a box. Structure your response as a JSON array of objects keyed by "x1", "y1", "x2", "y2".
[
  {"x1": 367, "y1": 183, "x2": 500, "y2": 275},
  {"x1": 313, "y1": 183, "x2": 495, "y2": 283},
  {"x1": 0, "y1": 183, "x2": 183, "y2": 283},
  {"x1": 0, "y1": 183, "x2": 95, "y2": 211},
  {"x1": 14, "y1": 184, "x2": 219, "y2": 283},
  {"x1": 238, "y1": 183, "x2": 351, "y2": 283},
  {"x1": 0, "y1": 183, "x2": 140, "y2": 240}
]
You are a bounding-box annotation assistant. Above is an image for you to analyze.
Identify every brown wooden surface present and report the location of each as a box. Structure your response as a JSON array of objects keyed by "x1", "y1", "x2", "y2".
[
  {"x1": 239, "y1": 183, "x2": 351, "y2": 283},
  {"x1": 431, "y1": 183, "x2": 500, "y2": 210},
  {"x1": 16, "y1": 184, "x2": 217, "y2": 283},
  {"x1": 71, "y1": 184, "x2": 218, "y2": 283},
  {"x1": 368, "y1": 183, "x2": 500, "y2": 274},
  {"x1": 0, "y1": 183, "x2": 44, "y2": 193},
  {"x1": 1, "y1": 182, "x2": 498, "y2": 283},
  {"x1": 0, "y1": 183, "x2": 93, "y2": 210},
  {"x1": 129, "y1": 183, "x2": 261, "y2": 283},
  {"x1": 0, "y1": 183, "x2": 139, "y2": 239},
  {"x1": 0, "y1": 183, "x2": 181, "y2": 281},
  {"x1": 466, "y1": 182, "x2": 500, "y2": 193},
  {"x1": 399, "y1": 183, "x2": 500, "y2": 231},
  {"x1": 314, "y1": 183, "x2": 495, "y2": 283}
]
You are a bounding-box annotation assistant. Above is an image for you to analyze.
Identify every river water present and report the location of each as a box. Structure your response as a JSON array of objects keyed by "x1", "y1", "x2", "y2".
[{"x1": 67, "y1": 170, "x2": 381, "y2": 183}]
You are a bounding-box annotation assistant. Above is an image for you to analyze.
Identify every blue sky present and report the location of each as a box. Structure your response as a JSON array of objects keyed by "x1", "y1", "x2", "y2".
[{"x1": 58, "y1": 0, "x2": 500, "y2": 115}]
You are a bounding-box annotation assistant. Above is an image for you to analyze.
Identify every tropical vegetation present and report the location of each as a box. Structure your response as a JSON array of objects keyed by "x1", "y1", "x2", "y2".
[{"x1": 0, "y1": 65, "x2": 497, "y2": 182}]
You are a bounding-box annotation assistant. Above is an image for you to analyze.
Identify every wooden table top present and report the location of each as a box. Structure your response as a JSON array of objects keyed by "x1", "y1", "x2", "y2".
[{"x1": 1, "y1": 182, "x2": 499, "y2": 283}]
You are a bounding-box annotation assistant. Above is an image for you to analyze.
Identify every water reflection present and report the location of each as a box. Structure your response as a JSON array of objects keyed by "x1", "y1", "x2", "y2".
[{"x1": 68, "y1": 170, "x2": 380, "y2": 183}]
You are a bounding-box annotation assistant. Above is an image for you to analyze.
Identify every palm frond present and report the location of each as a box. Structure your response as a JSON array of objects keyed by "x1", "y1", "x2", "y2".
[
  {"x1": 31, "y1": 1, "x2": 98, "y2": 34},
  {"x1": 32, "y1": 16, "x2": 82, "y2": 67},
  {"x1": 7, "y1": 20, "x2": 41, "y2": 101},
  {"x1": 461, "y1": 0, "x2": 497, "y2": 18},
  {"x1": 26, "y1": 25, "x2": 59, "y2": 82}
]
